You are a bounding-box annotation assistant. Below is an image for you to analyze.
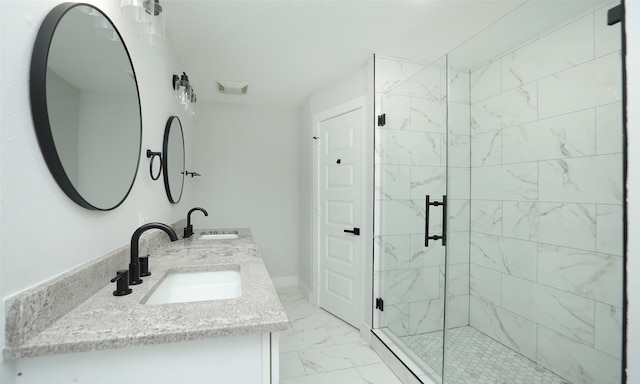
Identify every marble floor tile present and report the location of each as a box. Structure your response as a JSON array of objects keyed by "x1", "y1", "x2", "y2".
[
  {"x1": 281, "y1": 351, "x2": 308, "y2": 379},
  {"x1": 281, "y1": 328, "x2": 335, "y2": 353},
  {"x1": 356, "y1": 363, "x2": 404, "y2": 384},
  {"x1": 298, "y1": 342, "x2": 382, "y2": 374},
  {"x1": 288, "y1": 310, "x2": 349, "y2": 331},
  {"x1": 325, "y1": 323, "x2": 363, "y2": 345},
  {"x1": 282, "y1": 300, "x2": 322, "y2": 317},
  {"x1": 277, "y1": 286, "x2": 307, "y2": 302},
  {"x1": 278, "y1": 287, "x2": 401, "y2": 384},
  {"x1": 280, "y1": 368, "x2": 367, "y2": 384}
]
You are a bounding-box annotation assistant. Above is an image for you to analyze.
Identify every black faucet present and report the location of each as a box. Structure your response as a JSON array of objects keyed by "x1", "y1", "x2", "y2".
[
  {"x1": 129, "y1": 222, "x2": 178, "y2": 285},
  {"x1": 184, "y1": 207, "x2": 209, "y2": 238}
]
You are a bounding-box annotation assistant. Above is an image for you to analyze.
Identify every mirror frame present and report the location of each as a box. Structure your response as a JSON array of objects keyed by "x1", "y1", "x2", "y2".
[
  {"x1": 30, "y1": 2, "x2": 142, "y2": 211},
  {"x1": 162, "y1": 116, "x2": 185, "y2": 204}
]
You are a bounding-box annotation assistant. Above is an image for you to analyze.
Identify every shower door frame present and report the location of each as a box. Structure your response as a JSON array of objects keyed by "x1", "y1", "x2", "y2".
[{"x1": 371, "y1": 54, "x2": 452, "y2": 383}]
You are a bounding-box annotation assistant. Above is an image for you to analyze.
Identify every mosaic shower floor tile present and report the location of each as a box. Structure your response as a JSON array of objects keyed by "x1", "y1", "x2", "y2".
[{"x1": 400, "y1": 326, "x2": 572, "y2": 384}]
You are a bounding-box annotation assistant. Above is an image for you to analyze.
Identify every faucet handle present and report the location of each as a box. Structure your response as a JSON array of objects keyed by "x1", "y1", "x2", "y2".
[
  {"x1": 183, "y1": 225, "x2": 193, "y2": 239},
  {"x1": 111, "y1": 269, "x2": 133, "y2": 296},
  {"x1": 139, "y1": 255, "x2": 151, "y2": 277}
]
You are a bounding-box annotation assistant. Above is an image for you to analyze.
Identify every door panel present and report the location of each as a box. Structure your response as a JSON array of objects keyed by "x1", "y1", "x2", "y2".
[
  {"x1": 326, "y1": 271, "x2": 353, "y2": 300},
  {"x1": 326, "y1": 165, "x2": 353, "y2": 188},
  {"x1": 326, "y1": 201, "x2": 354, "y2": 226},
  {"x1": 318, "y1": 108, "x2": 362, "y2": 328},
  {"x1": 327, "y1": 235, "x2": 354, "y2": 263}
]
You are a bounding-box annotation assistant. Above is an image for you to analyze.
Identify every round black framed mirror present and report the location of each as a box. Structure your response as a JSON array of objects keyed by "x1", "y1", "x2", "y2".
[
  {"x1": 162, "y1": 116, "x2": 185, "y2": 203},
  {"x1": 30, "y1": 3, "x2": 142, "y2": 210}
]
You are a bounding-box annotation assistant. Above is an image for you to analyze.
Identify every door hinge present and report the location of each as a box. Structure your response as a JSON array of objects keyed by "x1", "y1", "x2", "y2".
[
  {"x1": 608, "y1": 4, "x2": 622, "y2": 25},
  {"x1": 375, "y1": 298, "x2": 384, "y2": 311},
  {"x1": 377, "y1": 114, "x2": 386, "y2": 127}
]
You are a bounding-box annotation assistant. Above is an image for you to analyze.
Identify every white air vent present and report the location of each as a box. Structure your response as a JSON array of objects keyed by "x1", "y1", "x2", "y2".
[{"x1": 217, "y1": 80, "x2": 249, "y2": 95}]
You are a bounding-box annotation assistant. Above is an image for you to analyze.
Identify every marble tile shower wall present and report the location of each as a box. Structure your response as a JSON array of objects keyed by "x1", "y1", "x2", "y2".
[
  {"x1": 373, "y1": 56, "x2": 471, "y2": 338},
  {"x1": 467, "y1": 6, "x2": 622, "y2": 384}
]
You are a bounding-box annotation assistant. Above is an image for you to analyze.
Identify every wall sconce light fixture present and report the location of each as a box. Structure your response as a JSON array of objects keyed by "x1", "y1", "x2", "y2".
[
  {"x1": 172, "y1": 72, "x2": 198, "y2": 116},
  {"x1": 121, "y1": 0, "x2": 155, "y2": 22},
  {"x1": 172, "y1": 72, "x2": 190, "y2": 104},
  {"x1": 121, "y1": 0, "x2": 165, "y2": 45}
]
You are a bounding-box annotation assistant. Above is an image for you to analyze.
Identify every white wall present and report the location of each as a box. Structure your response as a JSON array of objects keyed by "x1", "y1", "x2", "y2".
[
  {"x1": 626, "y1": 2, "x2": 640, "y2": 383},
  {"x1": 192, "y1": 103, "x2": 299, "y2": 282},
  {"x1": 298, "y1": 100, "x2": 313, "y2": 290},
  {"x1": 0, "y1": 0, "x2": 195, "y2": 381}
]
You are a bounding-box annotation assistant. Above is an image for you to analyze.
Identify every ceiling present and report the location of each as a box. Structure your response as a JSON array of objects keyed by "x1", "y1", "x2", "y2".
[{"x1": 161, "y1": 0, "x2": 609, "y2": 108}]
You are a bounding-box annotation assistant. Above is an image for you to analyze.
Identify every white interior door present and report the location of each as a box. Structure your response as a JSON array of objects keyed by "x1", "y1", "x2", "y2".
[{"x1": 317, "y1": 108, "x2": 362, "y2": 328}]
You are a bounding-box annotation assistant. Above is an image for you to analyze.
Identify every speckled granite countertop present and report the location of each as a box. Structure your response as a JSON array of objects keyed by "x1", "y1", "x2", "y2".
[{"x1": 5, "y1": 228, "x2": 288, "y2": 360}]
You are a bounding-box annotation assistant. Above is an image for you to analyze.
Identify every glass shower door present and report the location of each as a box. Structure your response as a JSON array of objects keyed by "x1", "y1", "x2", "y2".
[{"x1": 373, "y1": 54, "x2": 450, "y2": 383}]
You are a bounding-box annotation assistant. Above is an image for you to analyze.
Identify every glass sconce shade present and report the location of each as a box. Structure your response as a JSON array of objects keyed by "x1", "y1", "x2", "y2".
[
  {"x1": 184, "y1": 93, "x2": 191, "y2": 111},
  {"x1": 173, "y1": 85, "x2": 182, "y2": 101},
  {"x1": 172, "y1": 73, "x2": 197, "y2": 116},
  {"x1": 174, "y1": 73, "x2": 191, "y2": 105},
  {"x1": 187, "y1": 94, "x2": 197, "y2": 116},
  {"x1": 138, "y1": 10, "x2": 165, "y2": 45},
  {"x1": 121, "y1": 0, "x2": 154, "y2": 22},
  {"x1": 181, "y1": 85, "x2": 193, "y2": 105}
]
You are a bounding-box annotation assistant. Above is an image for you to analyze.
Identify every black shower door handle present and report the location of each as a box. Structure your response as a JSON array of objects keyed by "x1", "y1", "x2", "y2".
[{"x1": 425, "y1": 195, "x2": 447, "y2": 247}]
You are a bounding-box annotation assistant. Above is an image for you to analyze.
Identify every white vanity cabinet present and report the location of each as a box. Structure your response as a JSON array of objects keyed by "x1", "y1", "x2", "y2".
[{"x1": 14, "y1": 332, "x2": 279, "y2": 384}]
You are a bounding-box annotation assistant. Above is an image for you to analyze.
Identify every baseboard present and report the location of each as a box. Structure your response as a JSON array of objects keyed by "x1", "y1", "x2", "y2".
[
  {"x1": 360, "y1": 324, "x2": 372, "y2": 343},
  {"x1": 270, "y1": 276, "x2": 298, "y2": 288},
  {"x1": 298, "y1": 279, "x2": 317, "y2": 306},
  {"x1": 295, "y1": 279, "x2": 311, "y2": 302}
]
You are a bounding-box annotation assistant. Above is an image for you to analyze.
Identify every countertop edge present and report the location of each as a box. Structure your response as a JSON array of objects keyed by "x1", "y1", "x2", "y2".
[{"x1": 4, "y1": 318, "x2": 289, "y2": 360}]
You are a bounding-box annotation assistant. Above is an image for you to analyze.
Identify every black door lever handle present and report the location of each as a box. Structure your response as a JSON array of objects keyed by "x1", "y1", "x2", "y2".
[{"x1": 344, "y1": 228, "x2": 360, "y2": 236}]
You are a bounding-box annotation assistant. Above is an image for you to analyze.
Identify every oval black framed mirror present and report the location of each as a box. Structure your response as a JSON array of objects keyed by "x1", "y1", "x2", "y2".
[
  {"x1": 30, "y1": 3, "x2": 142, "y2": 210},
  {"x1": 162, "y1": 116, "x2": 185, "y2": 203}
]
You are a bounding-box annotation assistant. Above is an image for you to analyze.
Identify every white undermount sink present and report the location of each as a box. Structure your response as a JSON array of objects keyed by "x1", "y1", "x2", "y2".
[
  {"x1": 145, "y1": 270, "x2": 242, "y2": 305},
  {"x1": 198, "y1": 233, "x2": 239, "y2": 240}
]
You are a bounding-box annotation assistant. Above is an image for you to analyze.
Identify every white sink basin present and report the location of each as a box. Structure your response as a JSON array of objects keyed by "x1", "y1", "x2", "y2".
[
  {"x1": 198, "y1": 233, "x2": 239, "y2": 240},
  {"x1": 145, "y1": 270, "x2": 242, "y2": 305}
]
